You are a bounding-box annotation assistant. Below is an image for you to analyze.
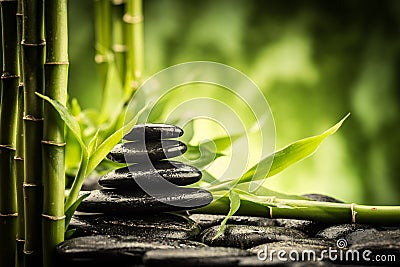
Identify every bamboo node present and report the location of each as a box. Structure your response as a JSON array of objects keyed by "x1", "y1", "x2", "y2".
[
  {"x1": 45, "y1": 61, "x2": 69, "y2": 65},
  {"x1": 113, "y1": 44, "x2": 128, "y2": 52},
  {"x1": 0, "y1": 212, "x2": 18, "y2": 217},
  {"x1": 351, "y1": 203, "x2": 357, "y2": 223},
  {"x1": 123, "y1": 14, "x2": 143, "y2": 24},
  {"x1": 1, "y1": 73, "x2": 20, "y2": 79},
  {"x1": 42, "y1": 214, "x2": 66, "y2": 221},
  {"x1": 23, "y1": 183, "x2": 41, "y2": 188},
  {"x1": 269, "y1": 207, "x2": 273, "y2": 218},
  {"x1": 0, "y1": 144, "x2": 16, "y2": 151},
  {"x1": 14, "y1": 156, "x2": 24, "y2": 161},
  {"x1": 23, "y1": 115, "x2": 44, "y2": 122},
  {"x1": 266, "y1": 196, "x2": 276, "y2": 203},
  {"x1": 41, "y1": 140, "x2": 66, "y2": 147}
]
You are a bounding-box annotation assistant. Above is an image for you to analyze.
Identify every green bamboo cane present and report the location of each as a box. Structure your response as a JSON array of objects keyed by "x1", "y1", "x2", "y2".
[
  {"x1": 15, "y1": 0, "x2": 25, "y2": 266},
  {"x1": 0, "y1": 1, "x2": 20, "y2": 266},
  {"x1": 94, "y1": 0, "x2": 111, "y2": 91},
  {"x1": 21, "y1": 0, "x2": 45, "y2": 264},
  {"x1": 193, "y1": 196, "x2": 400, "y2": 226},
  {"x1": 124, "y1": 0, "x2": 143, "y2": 93},
  {"x1": 112, "y1": 0, "x2": 127, "y2": 85},
  {"x1": 42, "y1": 0, "x2": 68, "y2": 266}
]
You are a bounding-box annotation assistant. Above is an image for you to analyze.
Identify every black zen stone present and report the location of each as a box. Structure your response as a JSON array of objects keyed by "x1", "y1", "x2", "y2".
[
  {"x1": 107, "y1": 140, "x2": 187, "y2": 163},
  {"x1": 302, "y1": 193, "x2": 344, "y2": 203},
  {"x1": 99, "y1": 161, "x2": 202, "y2": 188},
  {"x1": 249, "y1": 238, "x2": 336, "y2": 259},
  {"x1": 77, "y1": 188, "x2": 213, "y2": 214},
  {"x1": 200, "y1": 225, "x2": 307, "y2": 249},
  {"x1": 315, "y1": 224, "x2": 379, "y2": 240},
  {"x1": 69, "y1": 213, "x2": 200, "y2": 239},
  {"x1": 189, "y1": 214, "x2": 277, "y2": 231},
  {"x1": 56, "y1": 235, "x2": 207, "y2": 265},
  {"x1": 124, "y1": 124, "x2": 183, "y2": 141},
  {"x1": 275, "y1": 219, "x2": 328, "y2": 237},
  {"x1": 143, "y1": 247, "x2": 252, "y2": 267}
]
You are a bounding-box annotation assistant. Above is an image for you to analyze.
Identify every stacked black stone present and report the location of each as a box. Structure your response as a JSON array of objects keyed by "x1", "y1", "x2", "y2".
[{"x1": 77, "y1": 124, "x2": 213, "y2": 215}]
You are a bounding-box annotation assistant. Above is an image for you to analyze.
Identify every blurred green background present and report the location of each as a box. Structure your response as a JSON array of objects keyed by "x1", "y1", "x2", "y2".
[{"x1": 68, "y1": 0, "x2": 400, "y2": 204}]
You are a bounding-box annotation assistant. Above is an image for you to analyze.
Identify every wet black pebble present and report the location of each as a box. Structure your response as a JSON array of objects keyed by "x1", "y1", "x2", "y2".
[
  {"x1": 315, "y1": 224, "x2": 379, "y2": 240},
  {"x1": 124, "y1": 123, "x2": 183, "y2": 141},
  {"x1": 57, "y1": 235, "x2": 207, "y2": 266},
  {"x1": 69, "y1": 213, "x2": 200, "y2": 239},
  {"x1": 77, "y1": 188, "x2": 213, "y2": 214},
  {"x1": 200, "y1": 225, "x2": 307, "y2": 249},
  {"x1": 189, "y1": 214, "x2": 277, "y2": 231},
  {"x1": 107, "y1": 140, "x2": 187, "y2": 163},
  {"x1": 143, "y1": 247, "x2": 252, "y2": 267},
  {"x1": 99, "y1": 161, "x2": 202, "y2": 188}
]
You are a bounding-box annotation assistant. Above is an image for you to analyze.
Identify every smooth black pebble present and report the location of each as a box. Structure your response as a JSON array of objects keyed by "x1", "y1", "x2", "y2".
[
  {"x1": 99, "y1": 161, "x2": 202, "y2": 188},
  {"x1": 200, "y1": 225, "x2": 307, "y2": 249},
  {"x1": 143, "y1": 247, "x2": 252, "y2": 267},
  {"x1": 124, "y1": 123, "x2": 183, "y2": 141},
  {"x1": 107, "y1": 140, "x2": 187, "y2": 163},
  {"x1": 56, "y1": 235, "x2": 206, "y2": 265},
  {"x1": 77, "y1": 188, "x2": 213, "y2": 214},
  {"x1": 69, "y1": 213, "x2": 200, "y2": 239}
]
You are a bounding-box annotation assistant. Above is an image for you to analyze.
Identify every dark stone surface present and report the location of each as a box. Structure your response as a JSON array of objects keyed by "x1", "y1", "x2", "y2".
[
  {"x1": 69, "y1": 213, "x2": 200, "y2": 239},
  {"x1": 107, "y1": 140, "x2": 187, "y2": 163},
  {"x1": 99, "y1": 161, "x2": 202, "y2": 188},
  {"x1": 315, "y1": 224, "x2": 379, "y2": 240},
  {"x1": 200, "y1": 225, "x2": 307, "y2": 249},
  {"x1": 124, "y1": 124, "x2": 183, "y2": 141},
  {"x1": 57, "y1": 235, "x2": 207, "y2": 265},
  {"x1": 302, "y1": 194, "x2": 344, "y2": 203},
  {"x1": 77, "y1": 188, "x2": 213, "y2": 214},
  {"x1": 275, "y1": 219, "x2": 328, "y2": 237},
  {"x1": 189, "y1": 214, "x2": 277, "y2": 231},
  {"x1": 143, "y1": 247, "x2": 253, "y2": 267},
  {"x1": 249, "y1": 238, "x2": 337, "y2": 260}
]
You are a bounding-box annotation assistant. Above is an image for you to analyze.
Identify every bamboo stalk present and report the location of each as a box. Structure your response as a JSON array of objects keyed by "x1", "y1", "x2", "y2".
[
  {"x1": 112, "y1": 0, "x2": 127, "y2": 85},
  {"x1": 15, "y1": 0, "x2": 25, "y2": 266},
  {"x1": 0, "y1": 0, "x2": 20, "y2": 266},
  {"x1": 94, "y1": 0, "x2": 111, "y2": 91},
  {"x1": 193, "y1": 196, "x2": 400, "y2": 226},
  {"x1": 21, "y1": 0, "x2": 45, "y2": 264},
  {"x1": 42, "y1": 0, "x2": 68, "y2": 265},
  {"x1": 124, "y1": 0, "x2": 143, "y2": 92}
]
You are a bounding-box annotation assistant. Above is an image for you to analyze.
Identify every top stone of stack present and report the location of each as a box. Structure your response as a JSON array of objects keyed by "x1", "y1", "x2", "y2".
[{"x1": 124, "y1": 123, "x2": 184, "y2": 141}]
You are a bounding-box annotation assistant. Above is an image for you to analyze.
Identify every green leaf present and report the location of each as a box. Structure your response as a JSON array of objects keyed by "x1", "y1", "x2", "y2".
[
  {"x1": 87, "y1": 129, "x2": 100, "y2": 156},
  {"x1": 238, "y1": 114, "x2": 350, "y2": 184},
  {"x1": 214, "y1": 190, "x2": 241, "y2": 239},
  {"x1": 64, "y1": 192, "x2": 90, "y2": 229},
  {"x1": 65, "y1": 229, "x2": 76, "y2": 239},
  {"x1": 86, "y1": 106, "x2": 146, "y2": 175},
  {"x1": 37, "y1": 93, "x2": 87, "y2": 152}
]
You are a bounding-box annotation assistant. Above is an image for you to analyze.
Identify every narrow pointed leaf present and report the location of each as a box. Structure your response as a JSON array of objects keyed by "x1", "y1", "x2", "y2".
[
  {"x1": 86, "y1": 106, "x2": 146, "y2": 175},
  {"x1": 238, "y1": 114, "x2": 350, "y2": 184},
  {"x1": 214, "y1": 190, "x2": 241, "y2": 239},
  {"x1": 64, "y1": 192, "x2": 90, "y2": 228},
  {"x1": 37, "y1": 93, "x2": 87, "y2": 152}
]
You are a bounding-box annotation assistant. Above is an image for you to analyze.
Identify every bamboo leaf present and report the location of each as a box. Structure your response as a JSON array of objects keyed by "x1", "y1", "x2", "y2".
[
  {"x1": 87, "y1": 129, "x2": 100, "y2": 155},
  {"x1": 86, "y1": 106, "x2": 146, "y2": 175},
  {"x1": 37, "y1": 93, "x2": 87, "y2": 152},
  {"x1": 213, "y1": 190, "x2": 241, "y2": 239},
  {"x1": 64, "y1": 192, "x2": 90, "y2": 229},
  {"x1": 65, "y1": 229, "x2": 76, "y2": 239},
  {"x1": 238, "y1": 114, "x2": 350, "y2": 184}
]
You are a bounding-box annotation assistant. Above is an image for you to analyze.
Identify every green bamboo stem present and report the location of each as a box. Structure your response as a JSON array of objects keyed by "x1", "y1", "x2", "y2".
[
  {"x1": 42, "y1": 0, "x2": 68, "y2": 266},
  {"x1": 94, "y1": 0, "x2": 111, "y2": 91},
  {"x1": 193, "y1": 196, "x2": 400, "y2": 226},
  {"x1": 15, "y1": 0, "x2": 25, "y2": 266},
  {"x1": 0, "y1": 0, "x2": 20, "y2": 266},
  {"x1": 124, "y1": 0, "x2": 143, "y2": 93},
  {"x1": 21, "y1": 0, "x2": 45, "y2": 264},
  {"x1": 112, "y1": 0, "x2": 127, "y2": 85}
]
